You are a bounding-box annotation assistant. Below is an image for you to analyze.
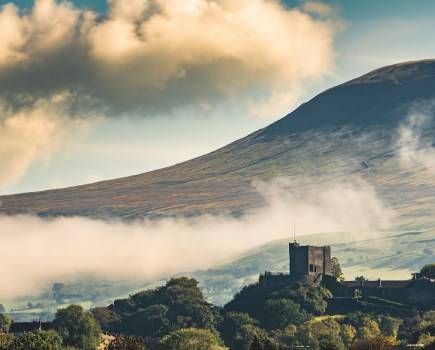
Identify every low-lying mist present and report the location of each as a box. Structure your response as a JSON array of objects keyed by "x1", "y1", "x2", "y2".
[{"x1": 0, "y1": 179, "x2": 393, "y2": 300}]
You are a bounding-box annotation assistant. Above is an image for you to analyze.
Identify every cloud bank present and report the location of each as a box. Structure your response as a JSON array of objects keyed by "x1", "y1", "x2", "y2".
[
  {"x1": 0, "y1": 0, "x2": 338, "y2": 117},
  {"x1": 0, "y1": 179, "x2": 393, "y2": 299}
]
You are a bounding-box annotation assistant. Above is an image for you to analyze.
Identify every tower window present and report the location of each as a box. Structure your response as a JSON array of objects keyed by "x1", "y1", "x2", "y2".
[{"x1": 309, "y1": 264, "x2": 314, "y2": 272}]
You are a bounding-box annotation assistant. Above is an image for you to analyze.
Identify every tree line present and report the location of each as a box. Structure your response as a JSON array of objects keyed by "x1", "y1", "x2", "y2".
[{"x1": 0, "y1": 263, "x2": 434, "y2": 349}]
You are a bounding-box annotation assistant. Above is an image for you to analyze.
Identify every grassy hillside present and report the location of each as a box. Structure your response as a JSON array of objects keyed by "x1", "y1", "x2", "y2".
[{"x1": 1, "y1": 60, "x2": 435, "y2": 228}]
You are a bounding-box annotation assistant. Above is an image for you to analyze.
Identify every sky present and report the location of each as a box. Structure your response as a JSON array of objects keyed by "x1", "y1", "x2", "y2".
[{"x1": 1, "y1": 0, "x2": 435, "y2": 195}]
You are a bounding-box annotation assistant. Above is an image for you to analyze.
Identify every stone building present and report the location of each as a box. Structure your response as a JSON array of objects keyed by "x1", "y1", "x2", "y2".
[
  {"x1": 259, "y1": 241, "x2": 435, "y2": 307},
  {"x1": 259, "y1": 241, "x2": 331, "y2": 286}
]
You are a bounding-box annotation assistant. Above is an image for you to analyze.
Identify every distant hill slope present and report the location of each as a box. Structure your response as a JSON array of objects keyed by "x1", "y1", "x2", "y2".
[{"x1": 1, "y1": 59, "x2": 435, "y2": 225}]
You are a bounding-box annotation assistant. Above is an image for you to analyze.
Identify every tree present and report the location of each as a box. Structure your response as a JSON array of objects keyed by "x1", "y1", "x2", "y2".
[
  {"x1": 249, "y1": 333, "x2": 280, "y2": 350},
  {"x1": 168, "y1": 300, "x2": 217, "y2": 331},
  {"x1": 158, "y1": 328, "x2": 223, "y2": 350},
  {"x1": 376, "y1": 315, "x2": 403, "y2": 337},
  {"x1": 233, "y1": 325, "x2": 267, "y2": 350},
  {"x1": 349, "y1": 335, "x2": 398, "y2": 350},
  {"x1": 10, "y1": 330, "x2": 63, "y2": 350},
  {"x1": 264, "y1": 299, "x2": 310, "y2": 329},
  {"x1": 118, "y1": 304, "x2": 169, "y2": 338},
  {"x1": 52, "y1": 283, "x2": 65, "y2": 304},
  {"x1": 219, "y1": 312, "x2": 258, "y2": 346},
  {"x1": 420, "y1": 264, "x2": 435, "y2": 279},
  {"x1": 344, "y1": 313, "x2": 380, "y2": 340},
  {"x1": 319, "y1": 338, "x2": 345, "y2": 350},
  {"x1": 355, "y1": 276, "x2": 367, "y2": 282},
  {"x1": 52, "y1": 305, "x2": 102, "y2": 350},
  {"x1": 330, "y1": 257, "x2": 344, "y2": 281},
  {"x1": 340, "y1": 324, "x2": 356, "y2": 348},
  {"x1": 0, "y1": 333, "x2": 14, "y2": 350},
  {"x1": 105, "y1": 335, "x2": 146, "y2": 350},
  {"x1": 0, "y1": 314, "x2": 11, "y2": 333},
  {"x1": 295, "y1": 319, "x2": 346, "y2": 350},
  {"x1": 0, "y1": 305, "x2": 5, "y2": 313},
  {"x1": 91, "y1": 307, "x2": 121, "y2": 332}
]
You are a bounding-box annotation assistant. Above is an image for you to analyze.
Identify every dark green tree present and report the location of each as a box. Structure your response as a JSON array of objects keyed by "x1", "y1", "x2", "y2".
[
  {"x1": 168, "y1": 300, "x2": 217, "y2": 331},
  {"x1": 264, "y1": 299, "x2": 310, "y2": 329},
  {"x1": 355, "y1": 276, "x2": 367, "y2": 282},
  {"x1": 10, "y1": 330, "x2": 63, "y2": 350},
  {"x1": 319, "y1": 337, "x2": 345, "y2": 350},
  {"x1": 233, "y1": 325, "x2": 266, "y2": 350},
  {"x1": 330, "y1": 257, "x2": 344, "y2": 281},
  {"x1": 52, "y1": 305, "x2": 101, "y2": 350},
  {"x1": 249, "y1": 333, "x2": 280, "y2": 350},
  {"x1": 105, "y1": 335, "x2": 146, "y2": 350},
  {"x1": 0, "y1": 305, "x2": 5, "y2": 313},
  {"x1": 91, "y1": 307, "x2": 121, "y2": 332},
  {"x1": 0, "y1": 314, "x2": 11, "y2": 333},
  {"x1": 376, "y1": 315, "x2": 402, "y2": 337},
  {"x1": 110, "y1": 277, "x2": 219, "y2": 338},
  {"x1": 420, "y1": 264, "x2": 435, "y2": 279},
  {"x1": 219, "y1": 312, "x2": 258, "y2": 346},
  {"x1": 118, "y1": 304, "x2": 169, "y2": 338}
]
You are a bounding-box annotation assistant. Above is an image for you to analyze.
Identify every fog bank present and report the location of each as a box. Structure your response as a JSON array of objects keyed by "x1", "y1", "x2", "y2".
[{"x1": 0, "y1": 179, "x2": 393, "y2": 299}]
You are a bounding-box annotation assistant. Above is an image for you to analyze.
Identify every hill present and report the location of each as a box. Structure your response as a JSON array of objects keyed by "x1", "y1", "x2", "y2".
[{"x1": 1, "y1": 59, "x2": 435, "y2": 227}]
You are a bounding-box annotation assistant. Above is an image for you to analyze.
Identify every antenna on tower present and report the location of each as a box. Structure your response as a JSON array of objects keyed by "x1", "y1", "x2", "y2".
[{"x1": 293, "y1": 220, "x2": 296, "y2": 243}]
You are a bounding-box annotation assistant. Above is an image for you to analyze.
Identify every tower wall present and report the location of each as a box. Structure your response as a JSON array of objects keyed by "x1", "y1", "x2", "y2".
[
  {"x1": 289, "y1": 243, "x2": 309, "y2": 276},
  {"x1": 289, "y1": 243, "x2": 331, "y2": 277}
]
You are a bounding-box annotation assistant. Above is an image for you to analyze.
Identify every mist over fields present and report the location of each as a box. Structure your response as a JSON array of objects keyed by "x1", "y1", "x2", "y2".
[{"x1": 0, "y1": 177, "x2": 393, "y2": 300}]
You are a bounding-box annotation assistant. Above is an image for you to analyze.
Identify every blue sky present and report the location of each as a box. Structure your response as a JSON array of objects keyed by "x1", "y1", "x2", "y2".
[{"x1": 1, "y1": 0, "x2": 435, "y2": 194}]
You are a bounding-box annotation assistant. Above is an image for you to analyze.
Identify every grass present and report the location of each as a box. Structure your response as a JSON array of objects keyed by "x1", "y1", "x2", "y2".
[{"x1": 313, "y1": 315, "x2": 345, "y2": 322}]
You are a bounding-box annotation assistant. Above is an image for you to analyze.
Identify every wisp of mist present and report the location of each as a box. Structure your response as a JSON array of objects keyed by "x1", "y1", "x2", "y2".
[
  {"x1": 0, "y1": 179, "x2": 393, "y2": 300},
  {"x1": 396, "y1": 100, "x2": 435, "y2": 172}
]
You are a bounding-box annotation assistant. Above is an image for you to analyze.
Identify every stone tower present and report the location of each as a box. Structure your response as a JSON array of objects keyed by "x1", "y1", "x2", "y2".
[{"x1": 289, "y1": 242, "x2": 331, "y2": 278}]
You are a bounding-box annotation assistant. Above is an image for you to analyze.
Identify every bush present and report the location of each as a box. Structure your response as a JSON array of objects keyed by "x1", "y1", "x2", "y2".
[
  {"x1": 10, "y1": 330, "x2": 64, "y2": 350},
  {"x1": 349, "y1": 335, "x2": 398, "y2": 350},
  {"x1": 105, "y1": 335, "x2": 146, "y2": 350},
  {"x1": 158, "y1": 328, "x2": 223, "y2": 350}
]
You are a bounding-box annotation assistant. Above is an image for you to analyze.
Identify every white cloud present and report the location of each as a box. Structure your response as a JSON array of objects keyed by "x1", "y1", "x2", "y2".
[
  {"x1": 0, "y1": 0, "x2": 340, "y2": 118},
  {"x1": 0, "y1": 93, "x2": 94, "y2": 187}
]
